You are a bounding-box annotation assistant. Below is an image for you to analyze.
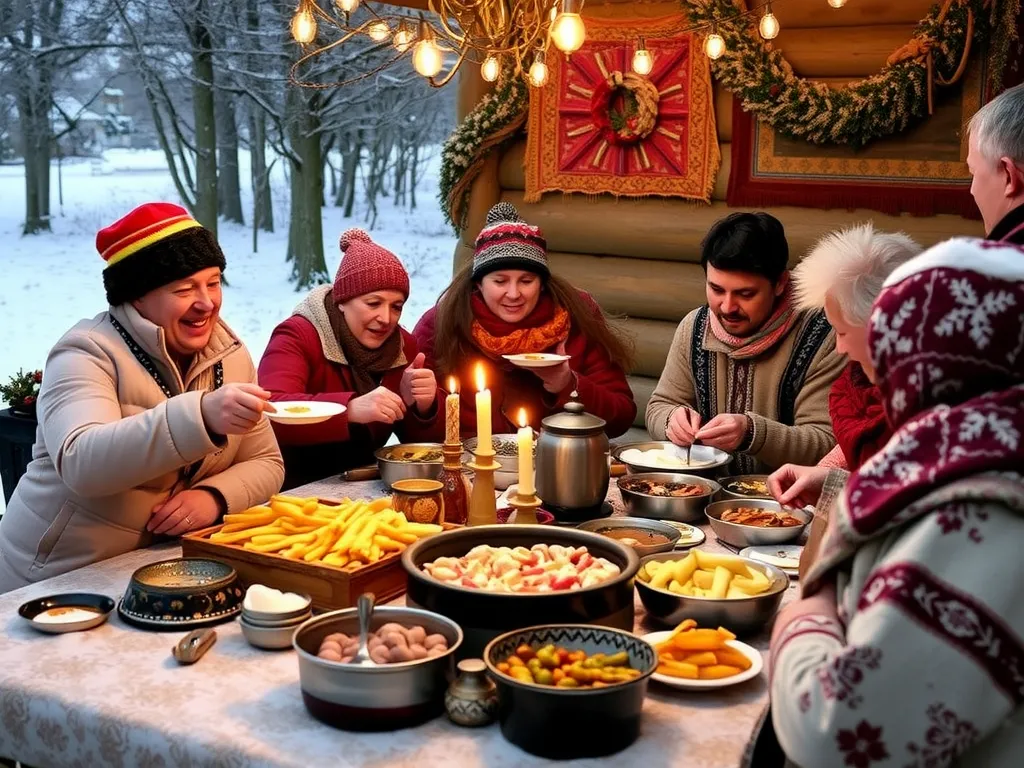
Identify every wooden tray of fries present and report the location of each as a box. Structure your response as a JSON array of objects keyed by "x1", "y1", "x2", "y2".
[{"x1": 181, "y1": 494, "x2": 452, "y2": 612}]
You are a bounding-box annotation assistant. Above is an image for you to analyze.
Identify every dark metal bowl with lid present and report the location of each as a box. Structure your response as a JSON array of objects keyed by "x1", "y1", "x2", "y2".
[
  {"x1": 401, "y1": 525, "x2": 639, "y2": 658},
  {"x1": 118, "y1": 558, "x2": 244, "y2": 629},
  {"x1": 535, "y1": 394, "x2": 610, "y2": 520}
]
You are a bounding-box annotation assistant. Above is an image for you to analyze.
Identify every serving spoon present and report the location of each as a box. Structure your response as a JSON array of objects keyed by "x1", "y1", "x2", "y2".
[{"x1": 352, "y1": 592, "x2": 378, "y2": 667}]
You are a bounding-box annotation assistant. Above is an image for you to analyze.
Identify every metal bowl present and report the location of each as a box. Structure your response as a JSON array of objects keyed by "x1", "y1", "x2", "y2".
[
  {"x1": 118, "y1": 558, "x2": 243, "y2": 630},
  {"x1": 617, "y1": 473, "x2": 721, "y2": 523},
  {"x1": 576, "y1": 517, "x2": 681, "y2": 556},
  {"x1": 705, "y1": 499, "x2": 811, "y2": 548},
  {"x1": 635, "y1": 551, "x2": 789, "y2": 635},
  {"x1": 483, "y1": 624, "x2": 657, "y2": 759},
  {"x1": 240, "y1": 616, "x2": 303, "y2": 650},
  {"x1": 612, "y1": 441, "x2": 731, "y2": 478},
  {"x1": 464, "y1": 434, "x2": 535, "y2": 491},
  {"x1": 375, "y1": 443, "x2": 443, "y2": 487},
  {"x1": 716, "y1": 474, "x2": 772, "y2": 502},
  {"x1": 402, "y1": 525, "x2": 640, "y2": 659},
  {"x1": 293, "y1": 605, "x2": 463, "y2": 731}
]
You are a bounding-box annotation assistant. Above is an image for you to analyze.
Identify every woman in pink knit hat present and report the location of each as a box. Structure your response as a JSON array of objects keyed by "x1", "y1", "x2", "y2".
[{"x1": 258, "y1": 229, "x2": 439, "y2": 489}]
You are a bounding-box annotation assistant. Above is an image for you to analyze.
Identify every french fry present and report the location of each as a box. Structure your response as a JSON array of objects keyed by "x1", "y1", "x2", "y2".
[
  {"x1": 692, "y1": 570, "x2": 714, "y2": 590},
  {"x1": 680, "y1": 651, "x2": 718, "y2": 667},
  {"x1": 251, "y1": 534, "x2": 287, "y2": 545},
  {"x1": 714, "y1": 647, "x2": 752, "y2": 670},
  {"x1": 210, "y1": 524, "x2": 282, "y2": 544},
  {"x1": 709, "y1": 565, "x2": 732, "y2": 599},
  {"x1": 698, "y1": 665, "x2": 742, "y2": 680},
  {"x1": 373, "y1": 535, "x2": 406, "y2": 552},
  {"x1": 657, "y1": 660, "x2": 699, "y2": 679},
  {"x1": 377, "y1": 523, "x2": 418, "y2": 545},
  {"x1": 672, "y1": 629, "x2": 726, "y2": 652},
  {"x1": 693, "y1": 550, "x2": 751, "y2": 576}
]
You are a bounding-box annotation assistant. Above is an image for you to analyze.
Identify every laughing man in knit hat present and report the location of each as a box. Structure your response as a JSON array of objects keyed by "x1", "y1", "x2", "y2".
[
  {"x1": 413, "y1": 202, "x2": 637, "y2": 443},
  {"x1": 258, "y1": 229, "x2": 440, "y2": 489},
  {"x1": 0, "y1": 202, "x2": 284, "y2": 593}
]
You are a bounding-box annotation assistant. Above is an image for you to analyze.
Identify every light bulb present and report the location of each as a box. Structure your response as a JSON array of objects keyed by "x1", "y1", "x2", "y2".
[
  {"x1": 366, "y1": 20, "x2": 390, "y2": 42},
  {"x1": 759, "y1": 12, "x2": 779, "y2": 40},
  {"x1": 481, "y1": 55, "x2": 500, "y2": 83},
  {"x1": 412, "y1": 39, "x2": 443, "y2": 78},
  {"x1": 393, "y1": 23, "x2": 414, "y2": 52},
  {"x1": 828, "y1": 0, "x2": 847, "y2": 7},
  {"x1": 335, "y1": 0, "x2": 359, "y2": 13},
  {"x1": 631, "y1": 41, "x2": 653, "y2": 76},
  {"x1": 291, "y1": 7, "x2": 317, "y2": 44},
  {"x1": 704, "y1": 33, "x2": 725, "y2": 60},
  {"x1": 551, "y1": 12, "x2": 586, "y2": 54},
  {"x1": 528, "y1": 54, "x2": 549, "y2": 87}
]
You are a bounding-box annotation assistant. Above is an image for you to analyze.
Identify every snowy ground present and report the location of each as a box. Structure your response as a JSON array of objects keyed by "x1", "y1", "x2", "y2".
[{"x1": 0, "y1": 147, "x2": 458, "y2": 505}]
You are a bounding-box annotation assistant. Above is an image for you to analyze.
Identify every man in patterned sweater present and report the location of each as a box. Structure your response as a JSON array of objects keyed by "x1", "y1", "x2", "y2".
[{"x1": 646, "y1": 212, "x2": 845, "y2": 473}]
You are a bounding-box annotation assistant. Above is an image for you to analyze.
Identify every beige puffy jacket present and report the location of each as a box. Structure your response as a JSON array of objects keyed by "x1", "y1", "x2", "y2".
[{"x1": 0, "y1": 304, "x2": 284, "y2": 593}]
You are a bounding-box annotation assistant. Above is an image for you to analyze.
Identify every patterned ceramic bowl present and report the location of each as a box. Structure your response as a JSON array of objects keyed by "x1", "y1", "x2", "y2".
[{"x1": 118, "y1": 558, "x2": 244, "y2": 630}]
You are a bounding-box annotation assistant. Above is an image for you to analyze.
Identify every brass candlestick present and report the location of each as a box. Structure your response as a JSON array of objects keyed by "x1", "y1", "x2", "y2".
[
  {"x1": 467, "y1": 446, "x2": 500, "y2": 527},
  {"x1": 506, "y1": 489, "x2": 542, "y2": 525},
  {"x1": 438, "y1": 441, "x2": 470, "y2": 526}
]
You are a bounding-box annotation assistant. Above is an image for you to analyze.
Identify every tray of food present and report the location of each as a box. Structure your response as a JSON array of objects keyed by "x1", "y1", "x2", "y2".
[{"x1": 182, "y1": 494, "x2": 448, "y2": 612}]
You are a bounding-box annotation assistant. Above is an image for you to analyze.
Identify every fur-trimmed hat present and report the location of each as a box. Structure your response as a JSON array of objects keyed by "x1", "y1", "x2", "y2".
[
  {"x1": 97, "y1": 202, "x2": 226, "y2": 306},
  {"x1": 472, "y1": 202, "x2": 549, "y2": 280}
]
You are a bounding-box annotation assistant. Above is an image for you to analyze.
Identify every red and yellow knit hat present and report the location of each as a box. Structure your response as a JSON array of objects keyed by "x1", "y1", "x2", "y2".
[{"x1": 96, "y1": 202, "x2": 226, "y2": 306}]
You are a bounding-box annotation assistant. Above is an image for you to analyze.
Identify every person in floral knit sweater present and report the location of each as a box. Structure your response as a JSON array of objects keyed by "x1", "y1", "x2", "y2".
[{"x1": 768, "y1": 237, "x2": 1024, "y2": 767}]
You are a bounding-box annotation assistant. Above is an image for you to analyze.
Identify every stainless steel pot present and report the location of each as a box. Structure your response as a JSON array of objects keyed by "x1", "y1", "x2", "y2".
[
  {"x1": 535, "y1": 395, "x2": 609, "y2": 519},
  {"x1": 617, "y1": 473, "x2": 721, "y2": 523},
  {"x1": 705, "y1": 499, "x2": 811, "y2": 548},
  {"x1": 375, "y1": 443, "x2": 443, "y2": 487}
]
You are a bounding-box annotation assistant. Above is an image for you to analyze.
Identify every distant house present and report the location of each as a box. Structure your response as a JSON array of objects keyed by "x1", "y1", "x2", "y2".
[{"x1": 48, "y1": 89, "x2": 133, "y2": 157}]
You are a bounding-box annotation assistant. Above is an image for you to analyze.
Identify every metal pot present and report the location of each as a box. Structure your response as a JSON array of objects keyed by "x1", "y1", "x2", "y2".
[
  {"x1": 535, "y1": 394, "x2": 609, "y2": 520},
  {"x1": 375, "y1": 443, "x2": 443, "y2": 487}
]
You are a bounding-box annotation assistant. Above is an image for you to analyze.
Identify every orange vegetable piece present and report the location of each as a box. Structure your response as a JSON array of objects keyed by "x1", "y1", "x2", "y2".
[
  {"x1": 552, "y1": 668, "x2": 565, "y2": 683},
  {"x1": 714, "y1": 647, "x2": 753, "y2": 671},
  {"x1": 698, "y1": 664, "x2": 742, "y2": 680},
  {"x1": 680, "y1": 651, "x2": 718, "y2": 667},
  {"x1": 657, "y1": 660, "x2": 699, "y2": 679},
  {"x1": 717, "y1": 626, "x2": 737, "y2": 641},
  {"x1": 497, "y1": 662, "x2": 510, "y2": 673},
  {"x1": 672, "y1": 619, "x2": 697, "y2": 634},
  {"x1": 672, "y1": 629, "x2": 726, "y2": 651}
]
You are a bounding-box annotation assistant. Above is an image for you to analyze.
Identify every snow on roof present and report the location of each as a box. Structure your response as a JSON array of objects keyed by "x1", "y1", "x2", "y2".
[
  {"x1": 50, "y1": 96, "x2": 104, "y2": 124},
  {"x1": 103, "y1": 88, "x2": 125, "y2": 97}
]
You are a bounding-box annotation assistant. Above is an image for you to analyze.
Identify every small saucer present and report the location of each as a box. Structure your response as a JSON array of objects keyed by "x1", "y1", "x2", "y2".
[
  {"x1": 502, "y1": 353, "x2": 571, "y2": 369},
  {"x1": 19, "y1": 593, "x2": 115, "y2": 634},
  {"x1": 658, "y1": 521, "x2": 706, "y2": 549}
]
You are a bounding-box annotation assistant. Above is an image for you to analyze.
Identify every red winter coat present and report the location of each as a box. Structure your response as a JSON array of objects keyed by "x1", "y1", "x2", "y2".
[
  {"x1": 828, "y1": 361, "x2": 892, "y2": 470},
  {"x1": 257, "y1": 286, "x2": 437, "y2": 489},
  {"x1": 412, "y1": 295, "x2": 636, "y2": 439}
]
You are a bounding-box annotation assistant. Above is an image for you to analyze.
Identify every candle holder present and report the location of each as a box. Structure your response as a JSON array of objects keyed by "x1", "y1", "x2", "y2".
[
  {"x1": 438, "y1": 441, "x2": 471, "y2": 526},
  {"x1": 506, "y1": 488, "x2": 543, "y2": 525},
  {"x1": 467, "y1": 445, "x2": 500, "y2": 527}
]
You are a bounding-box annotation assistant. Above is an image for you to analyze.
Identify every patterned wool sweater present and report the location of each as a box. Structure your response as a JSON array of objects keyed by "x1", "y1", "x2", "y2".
[
  {"x1": 771, "y1": 472, "x2": 1024, "y2": 768},
  {"x1": 645, "y1": 306, "x2": 845, "y2": 472}
]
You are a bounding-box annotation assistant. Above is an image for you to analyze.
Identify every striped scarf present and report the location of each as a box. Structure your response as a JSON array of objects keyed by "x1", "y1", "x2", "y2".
[{"x1": 707, "y1": 283, "x2": 798, "y2": 360}]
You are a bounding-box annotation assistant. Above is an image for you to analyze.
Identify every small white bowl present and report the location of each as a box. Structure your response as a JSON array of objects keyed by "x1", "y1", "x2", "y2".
[
  {"x1": 241, "y1": 591, "x2": 312, "y2": 623},
  {"x1": 240, "y1": 617, "x2": 299, "y2": 650},
  {"x1": 241, "y1": 610, "x2": 312, "y2": 629}
]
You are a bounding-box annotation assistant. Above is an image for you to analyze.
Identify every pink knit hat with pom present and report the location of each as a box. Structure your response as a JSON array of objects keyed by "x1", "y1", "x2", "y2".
[{"x1": 333, "y1": 228, "x2": 410, "y2": 303}]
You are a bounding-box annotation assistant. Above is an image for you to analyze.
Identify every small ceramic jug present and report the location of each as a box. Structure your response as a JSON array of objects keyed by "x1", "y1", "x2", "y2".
[
  {"x1": 444, "y1": 658, "x2": 498, "y2": 727},
  {"x1": 389, "y1": 478, "x2": 445, "y2": 524}
]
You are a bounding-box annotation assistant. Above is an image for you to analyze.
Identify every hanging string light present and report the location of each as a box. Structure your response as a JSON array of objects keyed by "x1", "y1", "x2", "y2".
[
  {"x1": 631, "y1": 37, "x2": 654, "y2": 76},
  {"x1": 481, "y1": 55, "x2": 501, "y2": 82},
  {"x1": 759, "y1": 2, "x2": 780, "y2": 40},
  {"x1": 291, "y1": 3, "x2": 317, "y2": 44},
  {"x1": 393, "y1": 20, "x2": 415, "y2": 52},
  {"x1": 335, "y1": 0, "x2": 359, "y2": 13},
  {"x1": 366, "y1": 20, "x2": 391, "y2": 42},
  {"x1": 528, "y1": 50, "x2": 549, "y2": 87},
  {"x1": 828, "y1": 0, "x2": 848, "y2": 7},
  {"x1": 411, "y1": 21, "x2": 444, "y2": 77},
  {"x1": 704, "y1": 21, "x2": 725, "y2": 60},
  {"x1": 550, "y1": 0, "x2": 586, "y2": 54}
]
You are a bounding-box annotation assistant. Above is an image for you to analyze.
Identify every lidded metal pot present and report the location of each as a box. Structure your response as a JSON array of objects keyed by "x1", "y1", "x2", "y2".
[{"x1": 535, "y1": 393, "x2": 610, "y2": 521}]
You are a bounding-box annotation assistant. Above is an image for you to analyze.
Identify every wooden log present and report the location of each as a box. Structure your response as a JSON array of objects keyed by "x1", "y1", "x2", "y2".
[
  {"x1": 775, "y1": 25, "x2": 917, "y2": 78},
  {"x1": 547, "y1": 251, "x2": 706, "y2": 322},
  {"x1": 774, "y1": 0, "x2": 934, "y2": 29},
  {"x1": 627, "y1": 375, "x2": 658, "y2": 428},
  {"x1": 499, "y1": 140, "x2": 732, "y2": 202},
  {"x1": 609, "y1": 317, "x2": 678, "y2": 379},
  {"x1": 501, "y1": 190, "x2": 984, "y2": 263}
]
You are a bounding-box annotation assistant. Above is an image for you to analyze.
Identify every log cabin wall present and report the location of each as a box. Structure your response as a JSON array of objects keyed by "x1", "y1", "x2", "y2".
[{"x1": 453, "y1": 0, "x2": 986, "y2": 432}]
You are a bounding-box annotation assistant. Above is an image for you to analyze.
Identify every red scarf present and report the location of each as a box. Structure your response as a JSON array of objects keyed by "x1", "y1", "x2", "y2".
[
  {"x1": 841, "y1": 249, "x2": 1024, "y2": 541},
  {"x1": 707, "y1": 283, "x2": 799, "y2": 359},
  {"x1": 470, "y1": 293, "x2": 571, "y2": 357},
  {"x1": 829, "y1": 362, "x2": 891, "y2": 470}
]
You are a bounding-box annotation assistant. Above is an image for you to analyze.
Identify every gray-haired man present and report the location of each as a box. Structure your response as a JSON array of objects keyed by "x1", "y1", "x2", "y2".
[{"x1": 967, "y1": 83, "x2": 1024, "y2": 244}]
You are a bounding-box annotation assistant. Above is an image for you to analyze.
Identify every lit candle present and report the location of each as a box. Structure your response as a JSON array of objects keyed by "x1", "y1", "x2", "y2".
[
  {"x1": 445, "y1": 376, "x2": 460, "y2": 444},
  {"x1": 474, "y1": 363, "x2": 492, "y2": 453},
  {"x1": 517, "y1": 408, "x2": 535, "y2": 496}
]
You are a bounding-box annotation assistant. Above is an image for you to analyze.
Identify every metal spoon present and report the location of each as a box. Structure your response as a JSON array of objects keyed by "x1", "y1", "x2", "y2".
[{"x1": 352, "y1": 592, "x2": 377, "y2": 667}]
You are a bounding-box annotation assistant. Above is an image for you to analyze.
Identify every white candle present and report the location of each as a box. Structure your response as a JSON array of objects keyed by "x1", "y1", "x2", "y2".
[
  {"x1": 517, "y1": 408, "x2": 534, "y2": 496},
  {"x1": 445, "y1": 376, "x2": 460, "y2": 444},
  {"x1": 474, "y1": 363, "x2": 492, "y2": 452}
]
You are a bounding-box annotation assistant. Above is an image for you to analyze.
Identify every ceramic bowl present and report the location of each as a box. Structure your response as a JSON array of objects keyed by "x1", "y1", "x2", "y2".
[
  {"x1": 293, "y1": 606, "x2": 463, "y2": 731},
  {"x1": 240, "y1": 610, "x2": 312, "y2": 629},
  {"x1": 241, "y1": 592, "x2": 312, "y2": 623},
  {"x1": 118, "y1": 558, "x2": 243, "y2": 630},
  {"x1": 483, "y1": 624, "x2": 657, "y2": 759},
  {"x1": 617, "y1": 473, "x2": 721, "y2": 523},
  {"x1": 375, "y1": 443, "x2": 443, "y2": 486},
  {"x1": 239, "y1": 617, "x2": 299, "y2": 650},
  {"x1": 576, "y1": 517, "x2": 681, "y2": 556},
  {"x1": 635, "y1": 551, "x2": 789, "y2": 635},
  {"x1": 705, "y1": 499, "x2": 812, "y2": 548},
  {"x1": 19, "y1": 593, "x2": 115, "y2": 634}
]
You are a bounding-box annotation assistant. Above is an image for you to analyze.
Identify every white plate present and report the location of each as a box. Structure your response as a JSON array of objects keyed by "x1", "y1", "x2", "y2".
[
  {"x1": 502, "y1": 353, "x2": 571, "y2": 368},
  {"x1": 619, "y1": 444, "x2": 730, "y2": 471},
  {"x1": 265, "y1": 401, "x2": 346, "y2": 425},
  {"x1": 658, "y1": 521, "x2": 706, "y2": 548},
  {"x1": 740, "y1": 545, "x2": 803, "y2": 575},
  {"x1": 642, "y1": 631, "x2": 764, "y2": 690}
]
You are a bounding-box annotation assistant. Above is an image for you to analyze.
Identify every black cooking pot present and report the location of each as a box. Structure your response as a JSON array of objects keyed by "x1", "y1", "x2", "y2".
[{"x1": 401, "y1": 525, "x2": 640, "y2": 659}]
